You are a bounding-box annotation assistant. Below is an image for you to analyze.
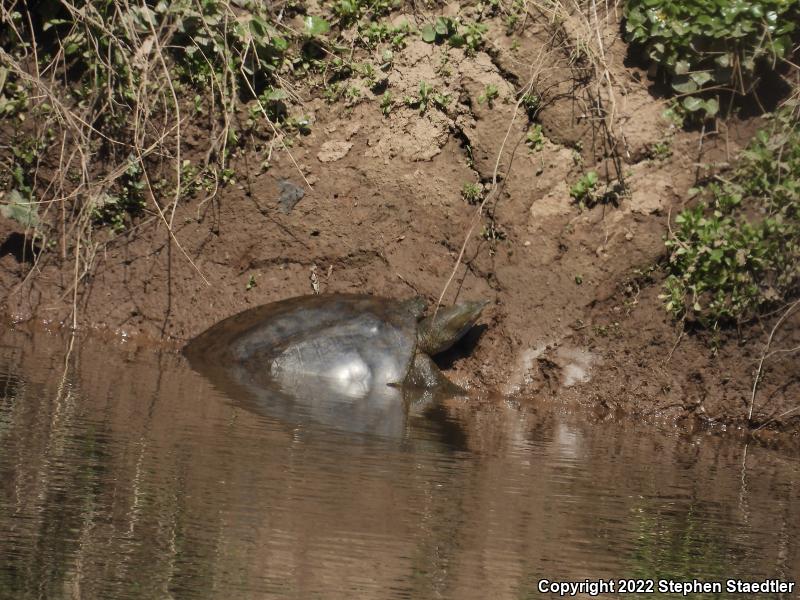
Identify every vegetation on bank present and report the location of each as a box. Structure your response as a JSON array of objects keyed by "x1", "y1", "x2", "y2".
[
  {"x1": 624, "y1": 0, "x2": 800, "y2": 119},
  {"x1": 0, "y1": 0, "x2": 520, "y2": 251},
  {"x1": 663, "y1": 105, "x2": 800, "y2": 328},
  {"x1": 621, "y1": 0, "x2": 800, "y2": 327},
  {"x1": 1, "y1": 0, "x2": 338, "y2": 238}
]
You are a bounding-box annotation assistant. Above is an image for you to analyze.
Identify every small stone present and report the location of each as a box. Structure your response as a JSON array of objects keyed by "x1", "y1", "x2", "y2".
[{"x1": 277, "y1": 180, "x2": 305, "y2": 214}]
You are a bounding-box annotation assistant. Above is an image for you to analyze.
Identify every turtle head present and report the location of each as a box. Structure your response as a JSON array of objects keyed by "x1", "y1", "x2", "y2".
[{"x1": 417, "y1": 300, "x2": 488, "y2": 356}]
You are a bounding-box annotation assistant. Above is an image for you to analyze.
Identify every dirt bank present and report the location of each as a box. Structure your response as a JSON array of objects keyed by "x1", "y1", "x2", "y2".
[{"x1": 1, "y1": 6, "x2": 798, "y2": 441}]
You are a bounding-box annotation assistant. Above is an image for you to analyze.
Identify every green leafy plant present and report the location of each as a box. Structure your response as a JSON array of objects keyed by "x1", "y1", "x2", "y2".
[
  {"x1": 462, "y1": 182, "x2": 483, "y2": 205},
  {"x1": 253, "y1": 87, "x2": 289, "y2": 123},
  {"x1": 461, "y1": 21, "x2": 489, "y2": 54},
  {"x1": 410, "y1": 81, "x2": 450, "y2": 114},
  {"x1": 286, "y1": 115, "x2": 312, "y2": 135},
  {"x1": 521, "y1": 92, "x2": 541, "y2": 118},
  {"x1": 502, "y1": 0, "x2": 528, "y2": 33},
  {"x1": 649, "y1": 139, "x2": 672, "y2": 160},
  {"x1": 333, "y1": 0, "x2": 361, "y2": 23},
  {"x1": 478, "y1": 84, "x2": 499, "y2": 107},
  {"x1": 421, "y1": 17, "x2": 458, "y2": 44},
  {"x1": 380, "y1": 92, "x2": 394, "y2": 116},
  {"x1": 345, "y1": 85, "x2": 362, "y2": 105},
  {"x1": 359, "y1": 20, "x2": 410, "y2": 49},
  {"x1": 380, "y1": 49, "x2": 395, "y2": 68},
  {"x1": 0, "y1": 68, "x2": 29, "y2": 118},
  {"x1": 354, "y1": 62, "x2": 378, "y2": 89},
  {"x1": 333, "y1": 0, "x2": 396, "y2": 25},
  {"x1": 624, "y1": 0, "x2": 800, "y2": 119},
  {"x1": 525, "y1": 125, "x2": 545, "y2": 151},
  {"x1": 90, "y1": 156, "x2": 146, "y2": 233},
  {"x1": 0, "y1": 133, "x2": 50, "y2": 230},
  {"x1": 662, "y1": 107, "x2": 800, "y2": 327},
  {"x1": 169, "y1": 1, "x2": 292, "y2": 93},
  {"x1": 569, "y1": 171, "x2": 599, "y2": 204},
  {"x1": 1, "y1": 189, "x2": 39, "y2": 228},
  {"x1": 303, "y1": 15, "x2": 330, "y2": 37},
  {"x1": 323, "y1": 82, "x2": 345, "y2": 103},
  {"x1": 420, "y1": 17, "x2": 487, "y2": 53}
]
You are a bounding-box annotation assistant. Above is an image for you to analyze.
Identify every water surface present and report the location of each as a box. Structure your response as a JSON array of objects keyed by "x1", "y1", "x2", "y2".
[{"x1": 0, "y1": 328, "x2": 798, "y2": 599}]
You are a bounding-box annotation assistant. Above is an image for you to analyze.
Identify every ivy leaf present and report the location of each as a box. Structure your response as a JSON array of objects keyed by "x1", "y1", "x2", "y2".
[
  {"x1": 690, "y1": 71, "x2": 712, "y2": 86},
  {"x1": 681, "y1": 95, "x2": 705, "y2": 112},
  {"x1": 674, "y1": 60, "x2": 690, "y2": 75},
  {"x1": 771, "y1": 35, "x2": 789, "y2": 57},
  {"x1": 1, "y1": 190, "x2": 39, "y2": 228},
  {"x1": 43, "y1": 17, "x2": 71, "y2": 30},
  {"x1": 421, "y1": 24, "x2": 436, "y2": 43},
  {"x1": 671, "y1": 75, "x2": 698, "y2": 94},
  {"x1": 272, "y1": 36, "x2": 288, "y2": 51},
  {"x1": 714, "y1": 54, "x2": 731, "y2": 68},
  {"x1": 262, "y1": 88, "x2": 287, "y2": 102},
  {"x1": 649, "y1": 42, "x2": 665, "y2": 60},
  {"x1": 250, "y1": 15, "x2": 268, "y2": 37},
  {"x1": 703, "y1": 98, "x2": 719, "y2": 117},
  {"x1": 303, "y1": 15, "x2": 330, "y2": 37}
]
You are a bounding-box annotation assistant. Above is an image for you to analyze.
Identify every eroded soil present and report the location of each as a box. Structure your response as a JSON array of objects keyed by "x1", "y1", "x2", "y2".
[{"x1": 1, "y1": 6, "x2": 798, "y2": 443}]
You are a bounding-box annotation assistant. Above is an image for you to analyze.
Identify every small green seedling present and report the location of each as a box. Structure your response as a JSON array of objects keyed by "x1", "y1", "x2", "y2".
[
  {"x1": 412, "y1": 81, "x2": 450, "y2": 114},
  {"x1": 569, "y1": 171, "x2": 598, "y2": 204},
  {"x1": 650, "y1": 139, "x2": 672, "y2": 160},
  {"x1": 421, "y1": 17, "x2": 486, "y2": 52},
  {"x1": 521, "y1": 92, "x2": 540, "y2": 117},
  {"x1": 421, "y1": 17, "x2": 459, "y2": 44},
  {"x1": 344, "y1": 85, "x2": 362, "y2": 105},
  {"x1": 380, "y1": 92, "x2": 393, "y2": 116},
  {"x1": 462, "y1": 182, "x2": 483, "y2": 205},
  {"x1": 478, "y1": 84, "x2": 499, "y2": 107},
  {"x1": 526, "y1": 125, "x2": 544, "y2": 151}
]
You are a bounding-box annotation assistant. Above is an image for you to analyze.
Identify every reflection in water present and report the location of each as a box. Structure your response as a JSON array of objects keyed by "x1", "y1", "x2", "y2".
[
  {"x1": 0, "y1": 327, "x2": 799, "y2": 600},
  {"x1": 189, "y1": 352, "x2": 420, "y2": 441}
]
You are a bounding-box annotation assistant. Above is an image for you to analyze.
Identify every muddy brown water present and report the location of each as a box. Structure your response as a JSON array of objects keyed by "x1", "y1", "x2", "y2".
[{"x1": 1, "y1": 327, "x2": 799, "y2": 600}]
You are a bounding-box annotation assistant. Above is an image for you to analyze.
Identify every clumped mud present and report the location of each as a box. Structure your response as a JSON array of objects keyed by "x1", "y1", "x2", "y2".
[{"x1": 1, "y1": 6, "x2": 797, "y2": 442}]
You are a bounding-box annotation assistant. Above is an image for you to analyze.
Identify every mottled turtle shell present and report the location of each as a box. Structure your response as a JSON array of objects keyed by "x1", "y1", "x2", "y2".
[{"x1": 184, "y1": 294, "x2": 422, "y2": 391}]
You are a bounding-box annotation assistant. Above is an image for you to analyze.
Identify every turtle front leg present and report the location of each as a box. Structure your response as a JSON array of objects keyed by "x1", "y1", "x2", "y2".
[{"x1": 406, "y1": 353, "x2": 466, "y2": 395}]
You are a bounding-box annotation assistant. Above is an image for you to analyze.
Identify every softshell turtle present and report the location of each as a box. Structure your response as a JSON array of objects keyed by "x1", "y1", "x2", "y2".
[{"x1": 184, "y1": 294, "x2": 487, "y2": 398}]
